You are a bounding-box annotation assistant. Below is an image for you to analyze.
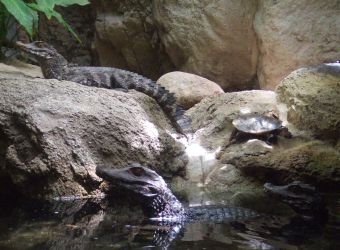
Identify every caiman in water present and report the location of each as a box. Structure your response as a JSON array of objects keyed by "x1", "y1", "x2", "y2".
[{"x1": 96, "y1": 163, "x2": 328, "y2": 247}]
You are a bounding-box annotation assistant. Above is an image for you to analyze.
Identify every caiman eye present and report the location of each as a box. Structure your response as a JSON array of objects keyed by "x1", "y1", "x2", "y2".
[
  {"x1": 129, "y1": 167, "x2": 145, "y2": 176},
  {"x1": 35, "y1": 41, "x2": 47, "y2": 48}
]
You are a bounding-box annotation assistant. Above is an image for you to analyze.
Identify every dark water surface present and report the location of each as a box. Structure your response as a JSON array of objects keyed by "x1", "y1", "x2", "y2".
[{"x1": 0, "y1": 193, "x2": 339, "y2": 250}]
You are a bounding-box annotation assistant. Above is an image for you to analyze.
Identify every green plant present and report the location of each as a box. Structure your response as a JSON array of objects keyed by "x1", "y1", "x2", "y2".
[{"x1": 0, "y1": 0, "x2": 89, "y2": 42}]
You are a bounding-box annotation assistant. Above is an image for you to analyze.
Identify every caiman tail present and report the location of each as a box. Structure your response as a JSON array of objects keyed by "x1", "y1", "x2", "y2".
[{"x1": 114, "y1": 73, "x2": 192, "y2": 134}]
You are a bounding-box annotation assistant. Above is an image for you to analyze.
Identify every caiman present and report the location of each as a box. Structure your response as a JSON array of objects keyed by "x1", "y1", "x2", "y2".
[
  {"x1": 16, "y1": 41, "x2": 191, "y2": 134},
  {"x1": 96, "y1": 164, "x2": 328, "y2": 247}
]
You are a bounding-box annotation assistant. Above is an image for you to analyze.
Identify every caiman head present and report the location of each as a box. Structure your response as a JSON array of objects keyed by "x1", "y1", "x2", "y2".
[
  {"x1": 96, "y1": 163, "x2": 184, "y2": 219},
  {"x1": 16, "y1": 41, "x2": 67, "y2": 79},
  {"x1": 96, "y1": 163, "x2": 168, "y2": 198},
  {"x1": 264, "y1": 181, "x2": 327, "y2": 218}
]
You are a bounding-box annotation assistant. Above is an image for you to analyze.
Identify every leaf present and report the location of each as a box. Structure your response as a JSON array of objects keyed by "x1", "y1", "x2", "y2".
[
  {"x1": 53, "y1": 0, "x2": 90, "y2": 7},
  {"x1": 0, "y1": 0, "x2": 38, "y2": 36},
  {"x1": 28, "y1": 1, "x2": 83, "y2": 43},
  {"x1": 0, "y1": 3, "x2": 9, "y2": 40},
  {"x1": 27, "y1": 3, "x2": 54, "y2": 20}
]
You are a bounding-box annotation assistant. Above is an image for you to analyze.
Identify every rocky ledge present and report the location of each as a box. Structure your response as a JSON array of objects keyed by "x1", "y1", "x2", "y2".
[
  {"x1": 187, "y1": 63, "x2": 340, "y2": 193},
  {"x1": 0, "y1": 62, "x2": 187, "y2": 200}
]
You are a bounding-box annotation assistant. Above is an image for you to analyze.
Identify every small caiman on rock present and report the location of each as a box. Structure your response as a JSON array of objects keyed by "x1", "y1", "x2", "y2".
[{"x1": 16, "y1": 41, "x2": 191, "y2": 134}]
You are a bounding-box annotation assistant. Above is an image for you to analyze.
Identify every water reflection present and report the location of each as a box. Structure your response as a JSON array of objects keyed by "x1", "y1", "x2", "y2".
[{"x1": 0, "y1": 196, "x2": 339, "y2": 250}]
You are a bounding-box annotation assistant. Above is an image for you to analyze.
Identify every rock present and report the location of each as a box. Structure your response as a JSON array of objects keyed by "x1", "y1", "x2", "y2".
[
  {"x1": 228, "y1": 140, "x2": 340, "y2": 191},
  {"x1": 153, "y1": 0, "x2": 258, "y2": 90},
  {"x1": 187, "y1": 88, "x2": 339, "y2": 192},
  {"x1": 93, "y1": 0, "x2": 173, "y2": 79},
  {"x1": 186, "y1": 90, "x2": 279, "y2": 192},
  {"x1": 187, "y1": 90, "x2": 278, "y2": 150},
  {"x1": 157, "y1": 71, "x2": 224, "y2": 109},
  {"x1": 0, "y1": 67, "x2": 187, "y2": 200},
  {"x1": 254, "y1": 0, "x2": 340, "y2": 89},
  {"x1": 276, "y1": 63, "x2": 340, "y2": 142},
  {"x1": 39, "y1": 4, "x2": 95, "y2": 66},
  {"x1": 0, "y1": 60, "x2": 42, "y2": 78}
]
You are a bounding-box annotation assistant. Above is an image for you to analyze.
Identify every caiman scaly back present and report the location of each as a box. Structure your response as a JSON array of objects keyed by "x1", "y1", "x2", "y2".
[{"x1": 16, "y1": 41, "x2": 191, "y2": 134}]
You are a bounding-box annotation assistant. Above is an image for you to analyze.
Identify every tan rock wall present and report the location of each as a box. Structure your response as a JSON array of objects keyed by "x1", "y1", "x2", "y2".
[
  {"x1": 40, "y1": 1, "x2": 340, "y2": 91},
  {"x1": 254, "y1": 0, "x2": 340, "y2": 89},
  {"x1": 93, "y1": 0, "x2": 174, "y2": 79},
  {"x1": 153, "y1": 0, "x2": 259, "y2": 90}
]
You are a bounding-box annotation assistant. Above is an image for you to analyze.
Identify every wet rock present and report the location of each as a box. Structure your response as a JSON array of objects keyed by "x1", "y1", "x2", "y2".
[
  {"x1": 228, "y1": 140, "x2": 340, "y2": 191},
  {"x1": 153, "y1": 0, "x2": 258, "y2": 90},
  {"x1": 157, "y1": 71, "x2": 224, "y2": 109},
  {"x1": 254, "y1": 0, "x2": 340, "y2": 89},
  {"x1": 187, "y1": 90, "x2": 278, "y2": 150},
  {"x1": 276, "y1": 63, "x2": 340, "y2": 142},
  {"x1": 187, "y1": 88, "x2": 339, "y2": 192},
  {"x1": 0, "y1": 64, "x2": 187, "y2": 199},
  {"x1": 186, "y1": 90, "x2": 278, "y2": 192}
]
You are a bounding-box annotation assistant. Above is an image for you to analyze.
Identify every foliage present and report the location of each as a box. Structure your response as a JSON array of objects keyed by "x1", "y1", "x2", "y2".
[
  {"x1": 0, "y1": 3, "x2": 9, "y2": 42},
  {"x1": 0, "y1": 0, "x2": 89, "y2": 42}
]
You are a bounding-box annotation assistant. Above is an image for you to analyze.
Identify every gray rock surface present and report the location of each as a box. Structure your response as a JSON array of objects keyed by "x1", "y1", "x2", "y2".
[
  {"x1": 276, "y1": 63, "x2": 340, "y2": 142},
  {"x1": 0, "y1": 63, "x2": 187, "y2": 199}
]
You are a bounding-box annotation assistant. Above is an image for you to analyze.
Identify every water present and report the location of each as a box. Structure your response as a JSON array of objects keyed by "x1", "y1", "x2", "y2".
[{"x1": 0, "y1": 193, "x2": 339, "y2": 250}]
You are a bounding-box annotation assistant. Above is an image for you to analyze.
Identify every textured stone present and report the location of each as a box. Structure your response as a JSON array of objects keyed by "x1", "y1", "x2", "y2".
[
  {"x1": 153, "y1": 0, "x2": 258, "y2": 90},
  {"x1": 0, "y1": 67, "x2": 187, "y2": 199},
  {"x1": 228, "y1": 140, "x2": 340, "y2": 191},
  {"x1": 157, "y1": 71, "x2": 224, "y2": 109},
  {"x1": 254, "y1": 0, "x2": 340, "y2": 89},
  {"x1": 187, "y1": 90, "x2": 279, "y2": 150},
  {"x1": 276, "y1": 63, "x2": 340, "y2": 141},
  {"x1": 187, "y1": 89, "x2": 340, "y2": 192},
  {"x1": 39, "y1": 5, "x2": 96, "y2": 65},
  {"x1": 93, "y1": 0, "x2": 173, "y2": 79},
  {"x1": 186, "y1": 90, "x2": 279, "y2": 192}
]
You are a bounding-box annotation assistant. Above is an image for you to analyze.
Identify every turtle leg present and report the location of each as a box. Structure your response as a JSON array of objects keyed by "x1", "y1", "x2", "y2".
[
  {"x1": 266, "y1": 134, "x2": 277, "y2": 145},
  {"x1": 279, "y1": 127, "x2": 292, "y2": 139},
  {"x1": 229, "y1": 129, "x2": 239, "y2": 142}
]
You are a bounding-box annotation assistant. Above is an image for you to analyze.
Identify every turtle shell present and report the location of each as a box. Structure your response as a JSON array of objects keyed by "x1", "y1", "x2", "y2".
[{"x1": 232, "y1": 114, "x2": 283, "y2": 134}]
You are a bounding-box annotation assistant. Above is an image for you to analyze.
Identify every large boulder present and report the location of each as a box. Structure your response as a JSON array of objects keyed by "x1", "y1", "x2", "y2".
[
  {"x1": 276, "y1": 63, "x2": 340, "y2": 142},
  {"x1": 254, "y1": 0, "x2": 340, "y2": 89},
  {"x1": 0, "y1": 63, "x2": 187, "y2": 200},
  {"x1": 153, "y1": 0, "x2": 258, "y2": 90},
  {"x1": 157, "y1": 71, "x2": 224, "y2": 109}
]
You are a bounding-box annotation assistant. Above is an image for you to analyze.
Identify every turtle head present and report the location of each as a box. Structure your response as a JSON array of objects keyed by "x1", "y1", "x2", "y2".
[
  {"x1": 278, "y1": 126, "x2": 292, "y2": 138},
  {"x1": 264, "y1": 181, "x2": 327, "y2": 218},
  {"x1": 96, "y1": 163, "x2": 168, "y2": 198}
]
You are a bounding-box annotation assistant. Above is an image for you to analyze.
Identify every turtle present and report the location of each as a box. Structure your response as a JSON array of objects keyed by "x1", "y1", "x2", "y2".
[{"x1": 229, "y1": 114, "x2": 292, "y2": 145}]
